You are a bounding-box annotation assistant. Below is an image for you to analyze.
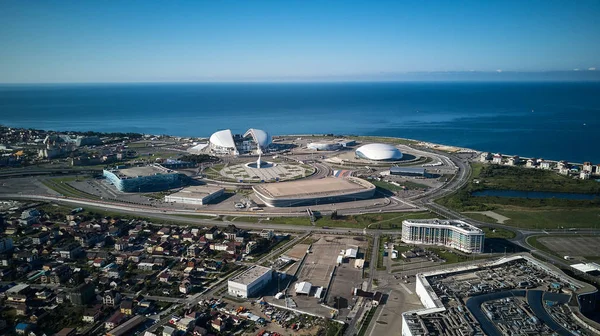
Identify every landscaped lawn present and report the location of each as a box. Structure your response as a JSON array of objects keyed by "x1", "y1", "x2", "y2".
[
  {"x1": 316, "y1": 211, "x2": 438, "y2": 229},
  {"x1": 481, "y1": 227, "x2": 516, "y2": 239},
  {"x1": 496, "y1": 208, "x2": 600, "y2": 230},
  {"x1": 462, "y1": 212, "x2": 499, "y2": 224}
]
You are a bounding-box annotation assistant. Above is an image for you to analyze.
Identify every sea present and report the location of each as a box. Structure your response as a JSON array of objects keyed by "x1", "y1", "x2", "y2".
[{"x1": 1, "y1": 82, "x2": 599, "y2": 163}]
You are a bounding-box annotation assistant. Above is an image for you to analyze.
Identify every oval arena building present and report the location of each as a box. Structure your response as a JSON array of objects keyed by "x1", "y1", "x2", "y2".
[
  {"x1": 355, "y1": 143, "x2": 403, "y2": 161},
  {"x1": 253, "y1": 176, "x2": 376, "y2": 207}
]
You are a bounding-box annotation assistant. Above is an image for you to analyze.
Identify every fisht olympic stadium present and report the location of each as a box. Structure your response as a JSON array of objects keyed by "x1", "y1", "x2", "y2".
[
  {"x1": 209, "y1": 128, "x2": 272, "y2": 156},
  {"x1": 253, "y1": 176, "x2": 376, "y2": 207},
  {"x1": 355, "y1": 143, "x2": 403, "y2": 161}
]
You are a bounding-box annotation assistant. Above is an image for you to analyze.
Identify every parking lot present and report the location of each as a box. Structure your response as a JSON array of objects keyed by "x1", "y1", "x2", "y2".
[
  {"x1": 537, "y1": 236, "x2": 600, "y2": 259},
  {"x1": 283, "y1": 234, "x2": 367, "y2": 319}
]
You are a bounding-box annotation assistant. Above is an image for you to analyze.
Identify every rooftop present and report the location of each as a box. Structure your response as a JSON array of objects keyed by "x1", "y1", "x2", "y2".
[
  {"x1": 166, "y1": 185, "x2": 224, "y2": 199},
  {"x1": 229, "y1": 265, "x2": 272, "y2": 285},
  {"x1": 390, "y1": 166, "x2": 426, "y2": 174},
  {"x1": 253, "y1": 176, "x2": 375, "y2": 199},
  {"x1": 571, "y1": 262, "x2": 600, "y2": 273},
  {"x1": 7, "y1": 283, "x2": 29, "y2": 294},
  {"x1": 107, "y1": 165, "x2": 174, "y2": 178},
  {"x1": 403, "y1": 219, "x2": 483, "y2": 233}
]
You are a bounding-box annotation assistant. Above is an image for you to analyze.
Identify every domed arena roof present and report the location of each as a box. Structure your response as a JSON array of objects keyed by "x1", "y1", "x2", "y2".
[
  {"x1": 355, "y1": 143, "x2": 403, "y2": 161},
  {"x1": 209, "y1": 129, "x2": 236, "y2": 149},
  {"x1": 244, "y1": 128, "x2": 272, "y2": 148}
]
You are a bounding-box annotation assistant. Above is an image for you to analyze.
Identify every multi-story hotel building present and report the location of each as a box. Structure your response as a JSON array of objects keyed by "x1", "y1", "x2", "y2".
[{"x1": 401, "y1": 219, "x2": 484, "y2": 253}]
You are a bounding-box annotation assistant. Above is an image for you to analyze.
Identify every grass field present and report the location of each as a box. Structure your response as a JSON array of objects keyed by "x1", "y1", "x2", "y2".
[
  {"x1": 357, "y1": 306, "x2": 378, "y2": 336},
  {"x1": 495, "y1": 208, "x2": 600, "y2": 229},
  {"x1": 437, "y1": 162, "x2": 600, "y2": 229},
  {"x1": 426, "y1": 247, "x2": 488, "y2": 264},
  {"x1": 264, "y1": 216, "x2": 312, "y2": 226},
  {"x1": 462, "y1": 212, "x2": 499, "y2": 223},
  {"x1": 316, "y1": 211, "x2": 438, "y2": 229},
  {"x1": 475, "y1": 164, "x2": 600, "y2": 194},
  {"x1": 229, "y1": 211, "x2": 438, "y2": 229},
  {"x1": 481, "y1": 227, "x2": 516, "y2": 239},
  {"x1": 376, "y1": 236, "x2": 390, "y2": 271},
  {"x1": 172, "y1": 213, "x2": 220, "y2": 220}
]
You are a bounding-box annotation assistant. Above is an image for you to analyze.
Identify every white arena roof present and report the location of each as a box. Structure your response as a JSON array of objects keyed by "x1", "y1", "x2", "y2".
[
  {"x1": 244, "y1": 128, "x2": 272, "y2": 149},
  {"x1": 209, "y1": 129, "x2": 236, "y2": 149},
  {"x1": 355, "y1": 143, "x2": 403, "y2": 161}
]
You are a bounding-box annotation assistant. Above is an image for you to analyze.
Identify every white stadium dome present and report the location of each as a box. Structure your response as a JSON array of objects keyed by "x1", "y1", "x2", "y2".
[
  {"x1": 209, "y1": 128, "x2": 272, "y2": 155},
  {"x1": 209, "y1": 129, "x2": 236, "y2": 149},
  {"x1": 355, "y1": 143, "x2": 403, "y2": 161},
  {"x1": 244, "y1": 128, "x2": 272, "y2": 149}
]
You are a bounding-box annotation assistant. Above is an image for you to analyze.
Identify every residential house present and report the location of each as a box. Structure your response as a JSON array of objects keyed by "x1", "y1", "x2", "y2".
[
  {"x1": 245, "y1": 241, "x2": 257, "y2": 254},
  {"x1": 114, "y1": 239, "x2": 127, "y2": 251},
  {"x1": 580, "y1": 170, "x2": 591, "y2": 180},
  {"x1": 187, "y1": 244, "x2": 199, "y2": 257},
  {"x1": 204, "y1": 227, "x2": 219, "y2": 240},
  {"x1": 68, "y1": 283, "x2": 95, "y2": 305},
  {"x1": 540, "y1": 161, "x2": 552, "y2": 170},
  {"x1": 158, "y1": 272, "x2": 170, "y2": 283},
  {"x1": 120, "y1": 299, "x2": 134, "y2": 315},
  {"x1": 372, "y1": 291, "x2": 384, "y2": 306},
  {"x1": 259, "y1": 229, "x2": 274, "y2": 240},
  {"x1": 82, "y1": 306, "x2": 101, "y2": 323},
  {"x1": 138, "y1": 262, "x2": 155, "y2": 271},
  {"x1": 211, "y1": 318, "x2": 224, "y2": 332},
  {"x1": 103, "y1": 290, "x2": 122, "y2": 307},
  {"x1": 491, "y1": 154, "x2": 502, "y2": 164},
  {"x1": 105, "y1": 311, "x2": 126, "y2": 330},
  {"x1": 479, "y1": 152, "x2": 492, "y2": 162},
  {"x1": 15, "y1": 304, "x2": 28, "y2": 316},
  {"x1": 176, "y1": 317, "x2": 196, "y2": 331},
  {"x1": 162, "y1": 326, "x2": 176, "y2": 336},
  {"x1": 179, "y1": 279, "x2": 191, "y2": 294},
  {"x1": 93, "y1": 258, "x2": 106, "y2": 267},
  {"x1": 6, "y1": 284, "x2": 30, "y2": 304},
  {"x1": 15, "y1": 322, "x2": 33, "y2": 335},
  {"x1": 58, "y1": 244, "x2": 83, "y2": 259},
  {"x1": 32, "y1": 232, "x2": 50, "y2": 245},
  {"x1": 506, "y1": 156, "x2": 519, "y2": 166}
]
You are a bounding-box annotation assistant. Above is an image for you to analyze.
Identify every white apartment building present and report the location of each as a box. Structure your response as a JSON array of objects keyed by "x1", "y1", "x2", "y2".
[{"x1": 401, "y1": 219, "x2": 485, "y2": 253}]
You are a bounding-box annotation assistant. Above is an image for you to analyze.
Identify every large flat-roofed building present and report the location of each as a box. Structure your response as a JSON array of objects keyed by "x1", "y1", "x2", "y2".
[
  {"x1": 164, "y1": 185, "x2": 224, "y2": 205},
  {"x1": 402, "y1": 219, "x2": 484, "y2": 253},
  {"x1": 103, "y1": 165, "x2": 184, "y2": 192},
  {"x1": 253, "y1": 176, "x2": 376, "y2": 207},
  {"x1": 228, "y1": 265, "x2": 273, "y2": 298},
  {"x1": 390, "y1": 166, "x2": 427, "y2": 177}
]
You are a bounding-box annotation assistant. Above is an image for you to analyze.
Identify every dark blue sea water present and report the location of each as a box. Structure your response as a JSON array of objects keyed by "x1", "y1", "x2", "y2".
[{"x1": 1, "y1": 82, "x2": 599, "y2": 162}]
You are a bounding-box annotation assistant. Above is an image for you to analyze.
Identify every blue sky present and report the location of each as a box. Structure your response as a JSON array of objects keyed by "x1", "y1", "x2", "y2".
[{"x1": 1, "y1": 1, "x2": 599, "y2": 83}]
